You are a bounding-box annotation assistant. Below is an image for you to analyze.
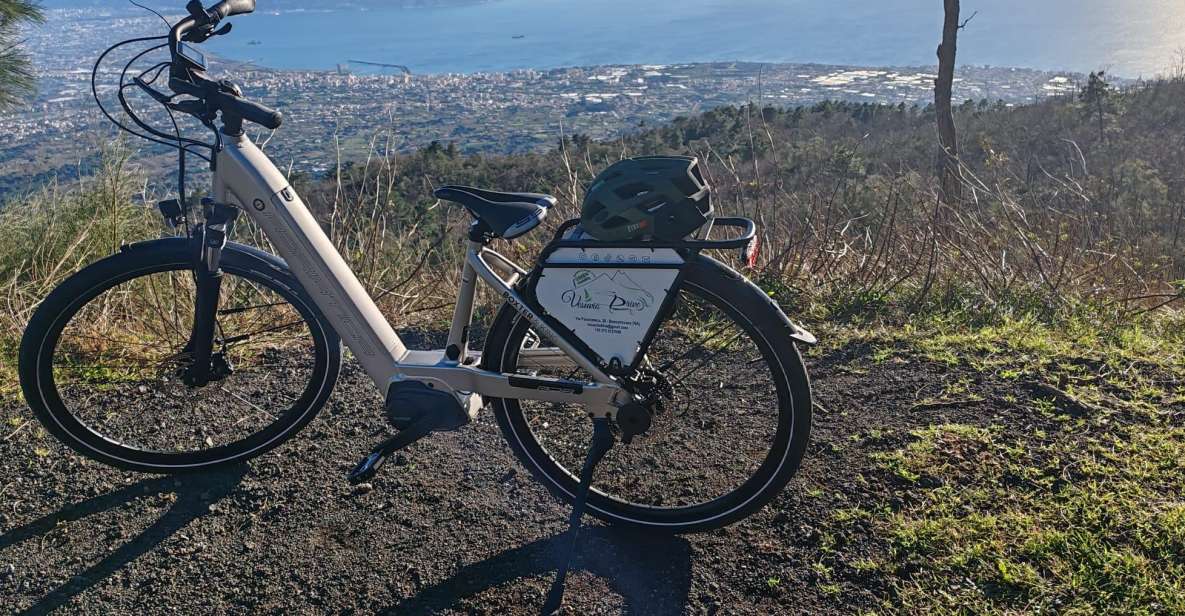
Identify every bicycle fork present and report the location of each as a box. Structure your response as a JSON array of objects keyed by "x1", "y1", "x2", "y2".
[{"x1": 182, "y1": 201, "x2": 239, "y2": 387}]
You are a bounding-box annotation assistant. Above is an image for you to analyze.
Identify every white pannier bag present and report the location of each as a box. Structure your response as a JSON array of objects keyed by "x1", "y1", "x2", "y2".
[{"x1": 534, "y1": 238, "x2": 684, "y2": 370}]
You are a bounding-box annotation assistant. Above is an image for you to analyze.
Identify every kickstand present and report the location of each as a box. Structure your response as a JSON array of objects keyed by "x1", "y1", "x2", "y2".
[{"x1": 543, "y1": 417, "x2": 615, "y2": 615}]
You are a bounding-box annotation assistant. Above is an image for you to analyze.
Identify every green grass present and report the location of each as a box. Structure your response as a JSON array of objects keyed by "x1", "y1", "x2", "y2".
[
  {"x1": 832, "y1": 315, "x2": 1185, "y2": 614},
  {"x1": 0, "y1": 144, "x2": 156, "y2": 397},
  {"x1": 879, "y1": 424, "x2": 1185, "y2": 614}
]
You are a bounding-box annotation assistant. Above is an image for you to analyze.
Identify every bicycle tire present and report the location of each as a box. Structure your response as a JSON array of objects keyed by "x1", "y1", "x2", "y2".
[
  {"x1": 482, "y1": 254, "x2": 811, "y2": 533},
  {"x1": 18, "y1": 238, "x2": 341, "y2": 473}
]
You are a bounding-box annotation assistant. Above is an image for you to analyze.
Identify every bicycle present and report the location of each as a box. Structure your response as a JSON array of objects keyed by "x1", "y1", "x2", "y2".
[{"x1": 18, "y1": 0, "x2": 817, "y2": 534}]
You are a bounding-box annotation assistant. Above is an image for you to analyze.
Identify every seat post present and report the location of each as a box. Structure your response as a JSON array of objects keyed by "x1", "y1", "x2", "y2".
[{"x1": 445, "y1": 239, "x2": 483, "y2": 363}]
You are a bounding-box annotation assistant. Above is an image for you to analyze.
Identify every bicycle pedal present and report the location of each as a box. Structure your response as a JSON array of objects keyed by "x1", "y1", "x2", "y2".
[{"x1": 348, "y1": 451, "x2": 386, "y2": 485}]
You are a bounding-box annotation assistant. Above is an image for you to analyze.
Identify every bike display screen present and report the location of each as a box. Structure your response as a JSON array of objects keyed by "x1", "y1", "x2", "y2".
[{"x1": 177, "y1": 42, "x2": 208, "y2": 70}]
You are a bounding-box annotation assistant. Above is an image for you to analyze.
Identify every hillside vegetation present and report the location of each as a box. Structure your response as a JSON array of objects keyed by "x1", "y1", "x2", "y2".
[
  {"x1": 1, "y1": 76, "x2": 1183, "y2": 613},
  {"x1": 6, "y1": 75, "x2": 1184, "y2": 333},
  {"x1": 296, "y1": 75, "x2": 1185, "y2": 326}
]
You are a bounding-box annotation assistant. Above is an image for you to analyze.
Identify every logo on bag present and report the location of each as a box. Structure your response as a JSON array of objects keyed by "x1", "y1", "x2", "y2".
[{"x1": 561, "y1": 270, "x2": 654, "y2": 315}]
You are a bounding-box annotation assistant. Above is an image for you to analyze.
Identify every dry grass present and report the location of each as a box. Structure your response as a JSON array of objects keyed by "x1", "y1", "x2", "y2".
[{"x1": 3, "y1": 78, "x2": 1184, "y2": 395}]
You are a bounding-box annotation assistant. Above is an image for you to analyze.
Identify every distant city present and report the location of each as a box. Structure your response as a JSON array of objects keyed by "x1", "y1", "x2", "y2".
[{"x1": 0, "y1": 7, "x2": 1105, "y2": 197}]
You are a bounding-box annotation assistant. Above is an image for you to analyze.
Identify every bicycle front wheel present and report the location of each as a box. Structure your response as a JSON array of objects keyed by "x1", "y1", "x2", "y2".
[
  {"x1": 18, "y1": 239, "x2": 341, "y2": 473},
  {"x1": 483, "y1": 254, "x2": 812, "y2": 533}
]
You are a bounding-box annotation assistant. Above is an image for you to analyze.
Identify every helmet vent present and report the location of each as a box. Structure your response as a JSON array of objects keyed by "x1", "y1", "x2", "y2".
[
  {"x1": 602, "y1": 215, "x2": 629, "y2": 229},
  {"x1": 615, "y1": 182, "x2": 652, "y2": 200},
  {"x1": 640, "y1": 198, "x2": 667, "y2": 213}
]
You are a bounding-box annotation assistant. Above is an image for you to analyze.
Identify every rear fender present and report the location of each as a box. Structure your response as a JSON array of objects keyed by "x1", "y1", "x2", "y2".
[{"x1": 788, "y1": 322, "x2": 817, "y2": 346}]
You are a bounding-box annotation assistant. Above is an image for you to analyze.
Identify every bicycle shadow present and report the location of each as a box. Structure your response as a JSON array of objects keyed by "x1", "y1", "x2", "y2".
[
  {"x1": 389, "y1": 526, "x2": 693, "y2": 615},
  {"x1": 0, "y1": 466, "x2": 247, "y2": 616}
]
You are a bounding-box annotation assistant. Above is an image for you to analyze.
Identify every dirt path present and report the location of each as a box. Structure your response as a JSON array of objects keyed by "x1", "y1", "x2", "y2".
[{"x1": 0, "y1": 340, "x2": 1040, "y2": 615}]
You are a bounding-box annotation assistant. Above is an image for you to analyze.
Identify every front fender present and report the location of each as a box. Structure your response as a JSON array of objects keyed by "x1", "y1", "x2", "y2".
[
  {"x1": 119, "y1": 237, "x2": 291, "y2": 274},
  {"x1": 118, "y1": 236, "x2": 334, "y2": 340}
]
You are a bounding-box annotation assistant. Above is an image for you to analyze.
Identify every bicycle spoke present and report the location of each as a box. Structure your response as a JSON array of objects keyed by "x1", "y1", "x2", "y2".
[
  {"x1": 219, "y1": 319, "x2": 306, "y2": 346},
  {"x1": 654, "y1": 321, "x2": 734, "y2": 373},
  {"x1": 48, "y1": 264, "x2": 324, "y2": 456},
  {"x1": 664, "y1": 331, "x2": 746, "y2": 388},
  {"x1": 511, "y1": 283, "x2": 784, "y2": 511},
  {"x1": 219, "y1": 300, "x2": 290, "y2": 316}
]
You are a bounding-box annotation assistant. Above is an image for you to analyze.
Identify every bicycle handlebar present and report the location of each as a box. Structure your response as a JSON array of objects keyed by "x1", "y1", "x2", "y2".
[
  {"x1": 167, "y1": 0, "x2": 280, "y2": 132},
  {"x1": 210, "y1": 0, "x2": 256, "y2": 19},
  {"x1": 214, "y1": 91, "x2": 283, "y2": 130}
]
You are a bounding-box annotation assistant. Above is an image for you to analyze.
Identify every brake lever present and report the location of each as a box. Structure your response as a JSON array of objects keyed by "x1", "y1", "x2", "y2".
[
  {"x1": 183, "y1": 25, "x2": 214, "y2": 43},
  {"x1": 186, "y1": 0, "x2": 209, "y2": 21},
  {"x1": 134, "y1": 75, "x2": 173, "y2": 104},
  {"x1": 184, "y1": 23, "x2": 232, "y2": 45},
  {"x1": 167, "y1": 99, "x2": 209, "y2": 116}
]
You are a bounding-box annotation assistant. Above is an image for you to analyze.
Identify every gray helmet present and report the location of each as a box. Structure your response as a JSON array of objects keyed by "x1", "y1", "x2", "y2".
[{"x1": 581, "y1": 156, "x2": 712, "y2": 241}]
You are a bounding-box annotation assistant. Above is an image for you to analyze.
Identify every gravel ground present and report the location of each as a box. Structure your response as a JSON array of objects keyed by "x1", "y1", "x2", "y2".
[{"x1": 0, "y1": 336, "x2": 1041, "y2": 615}]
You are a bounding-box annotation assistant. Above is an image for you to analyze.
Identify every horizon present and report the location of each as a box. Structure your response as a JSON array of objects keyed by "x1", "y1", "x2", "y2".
[
  {"x1": 29, "y1": 0, "x2": 1185, "y2": 77},
  {"x1": 6, "y1": 0, "x2": 1177, "y2": 195}
]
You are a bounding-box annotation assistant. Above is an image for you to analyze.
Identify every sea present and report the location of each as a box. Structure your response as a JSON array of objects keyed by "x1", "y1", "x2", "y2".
[{"x1": 181, "y1": 0, "x2": 1185, "y2": 77}]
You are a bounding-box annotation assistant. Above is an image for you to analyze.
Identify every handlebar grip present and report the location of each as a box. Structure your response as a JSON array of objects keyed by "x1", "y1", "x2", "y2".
[
  {"x1": 219, "y1": 93, "x2": 283, "y2": 130},
  {"x1": 210, "y1": 0, "x2": 256, "y2": 19}
]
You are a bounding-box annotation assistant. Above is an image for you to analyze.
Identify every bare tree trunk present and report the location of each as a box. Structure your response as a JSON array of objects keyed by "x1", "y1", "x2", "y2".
[{"x1": 935, "y1": 0, "x2": 963, "y2": 203}]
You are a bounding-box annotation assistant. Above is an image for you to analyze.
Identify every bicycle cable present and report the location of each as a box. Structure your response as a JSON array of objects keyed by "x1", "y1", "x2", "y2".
[
  {"x1": 127, "y1": 0, "x2": 173, "y2": 28},
  {"x1": 116, "y1": 44, "x2": 213, "y2": 154},
  {"x1": 92, "y1": 36, "x2": 196, "y2": 156},
  {"x1": 93, "y1": 30, "x2": 227, "y2": 235}
]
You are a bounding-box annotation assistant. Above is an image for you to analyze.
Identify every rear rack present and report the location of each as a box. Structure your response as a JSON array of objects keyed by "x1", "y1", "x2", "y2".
[{"x1": 546, "y1": 217, "x2": 757, "y2": 251}]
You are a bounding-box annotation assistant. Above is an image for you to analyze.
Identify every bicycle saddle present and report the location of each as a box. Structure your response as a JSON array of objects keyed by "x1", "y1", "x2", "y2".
[{"x1": 434, "y1": 186, "x2": 555, "y2": 240}]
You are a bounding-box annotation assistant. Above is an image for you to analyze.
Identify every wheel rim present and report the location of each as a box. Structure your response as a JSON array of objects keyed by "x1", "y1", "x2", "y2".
[
  {"x1": 39, "y1": 261, "x2": 328, "y2": 463},
  {"x1": 501, "y1": 279, "x2": 794, "y2": 519}
]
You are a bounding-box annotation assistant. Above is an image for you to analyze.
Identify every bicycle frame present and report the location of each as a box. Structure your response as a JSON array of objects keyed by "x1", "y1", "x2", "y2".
[{"x1": 211, "y1": 129, "x2": 626, "y2": 417}]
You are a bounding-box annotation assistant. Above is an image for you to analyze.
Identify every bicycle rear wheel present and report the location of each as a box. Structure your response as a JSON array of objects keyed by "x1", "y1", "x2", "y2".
[
  {"x1": 19, "y1": 239, "x2": 340, "y2": 473},
  {"x1": 483, "y1": 254, "x2": 811, "y2": 533}
]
